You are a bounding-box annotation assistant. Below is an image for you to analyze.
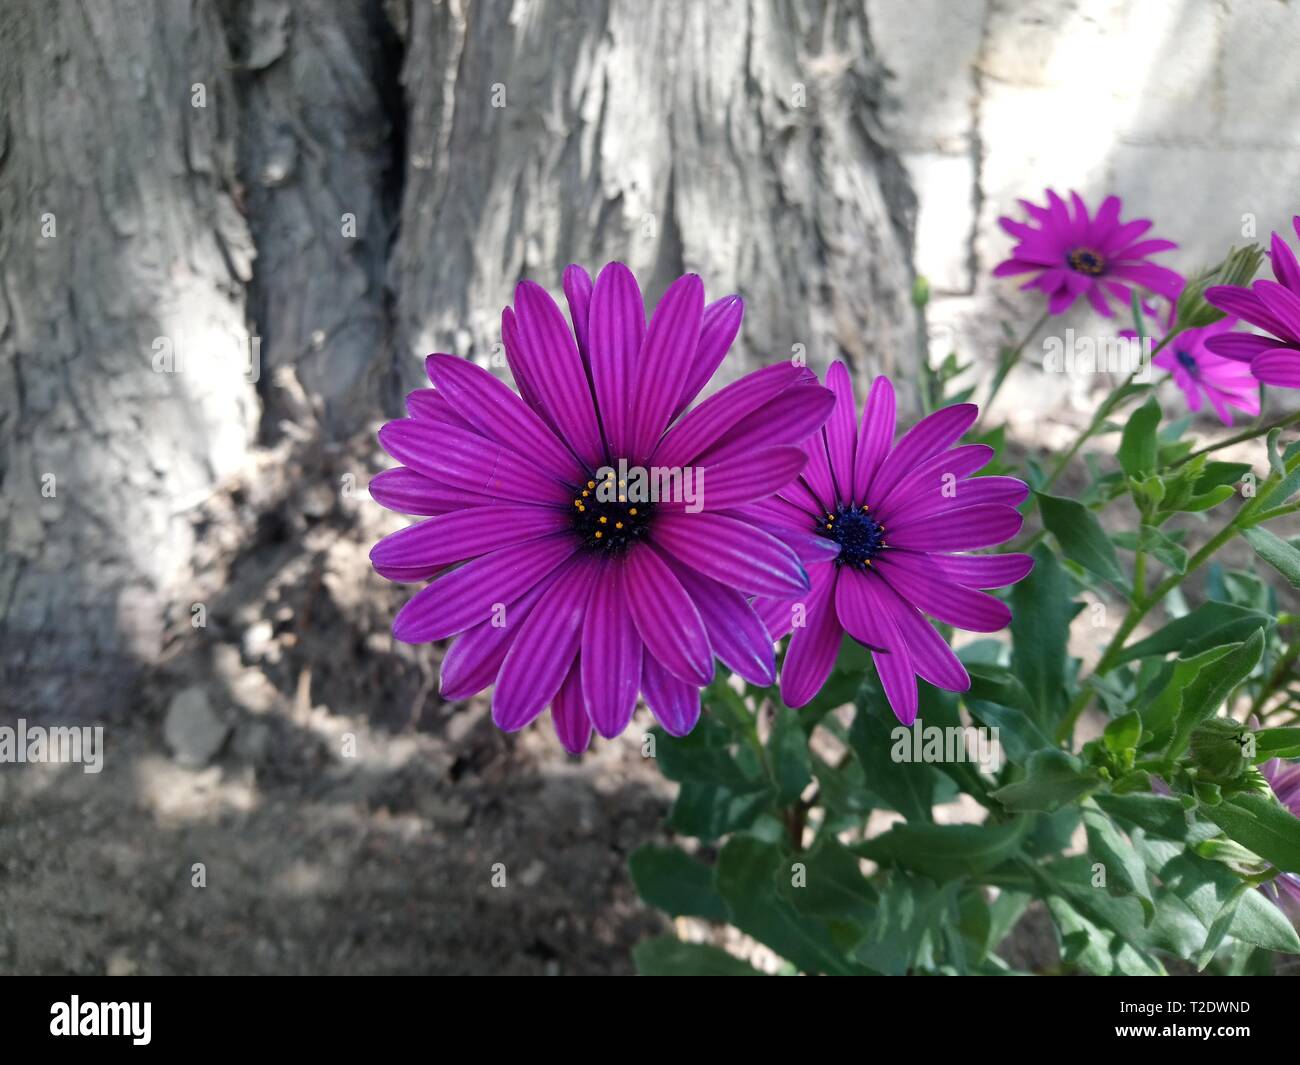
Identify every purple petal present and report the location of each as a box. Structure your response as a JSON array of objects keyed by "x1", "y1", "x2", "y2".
[
  {"x1": 641, "y1": 656, "x2": 702, "y2": 737},
  {"x1": 551, "y1": 659, "x2": 593, "y2": 754},
  {"x1": 1206, "y1": 285, "x2": 1294, "y2": 340},
  {"x1": 1252, "y1": 349, "x2": 1300, "y2": 387},
  {"x1": 673, "y1": 295, "x2": 744, "y2": 419},
  {"x1": 424, "y1": 354, "x2": 584, "y2": 482},
  {"x1": 834, "y1": 565, "x2": 893, "y2": 651},
  {"x1": 624, "y1": 544, "x2": 713, "y2": 686},
  {"x1": 371, "y1": 505, "x2": 569, "y2": 571},
  {"x1": 439, "y1": 572, "x2": 559, "y2": 699},
  {"x1": 872, "y1": 443, "x2": 995, "y2": 519},
  {"x1": 628, "y1": 274, "x2": 705, "y2": 462},
  {"x1": 666, "y1": 556, "x2": 776, "y2": 686},
  {"x1": 853, "y1": 375, "x2": 897, "y2": 503},
  {"x1": 659, "y1": 446, "x2": 807, "y2": 512},
  {"x1": 873, "y1": 577, "x2": 970, "y2": 692},
  {"x1": 512, "y1": 280, "x2": 606, "y2": 468},
  {"x1": 1270, "y1": 231, "x2": 1300, "y2": 294},
  {"x1": 392, "y1": 532, "x2": 578, "y2": 643},
  {"x1": 378, "y1": 418, "x2": 570, "y2": 505},
  {"x1": 887, "y1": 504, "x2": 1023, "y2": 552},
  {"x1": 654, "y1": 363, "x2": 809, "y2": 467},
  {"x1": 780, "y1": 565, "x2": 842, "y2": 709},
  {"x1": 652, "y1": 511, "x2": 809, "y2": 597},
  {"x1": 700, "y1": 381, "x2": 837, "y2": 465},
  {"x1": 866, "y1": 403, "x2": 979, "y2": 505},
  {"x1": 370, "y1": 467, "x2": 494, "y2": 516},
  {"x1": 884, "y1": 474, "x2": 1029, "y2": 526},
  {"x1": 875, "y1": 552, "x2": 1012, "y2": 632},
  {"x1": 586, "y1": 262, "x2": 645, "y2": 458},
  {"x1": 492, "y1": 555, "x2": 600, "y2": 732},
  {"x1": 823, "y1": 362, "x2": 858, "y2": 500},
  {"x1": 1204, "y1": 332, "x2": 1286, "y2": 363},
  {"x1": 924, "y1": 551, "x2": 1035, "y2": 589},
  {"x1": 563, "y1": 265, "x2": 594, "y2": 364},
  {"x1": 581, "y1": 560, "x2": 643, "y2": 738},
  {"x1": 406, "y1": 388, "x2": 474, "y2": 429}
]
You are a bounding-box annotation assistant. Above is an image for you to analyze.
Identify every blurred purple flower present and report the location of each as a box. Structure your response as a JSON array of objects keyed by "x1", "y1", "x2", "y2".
[
  {"x1": 1205, "y1": 216, "x2": 1300, "y2": 388},
  {"x1": 370, "y1": 262, "x2": 835, "y2": 753},
  {"x1": 1261, "y1": 757, "x2": 1300, "y2": 921},
  {"x1": 995, "y1": 189, "x2": 1182, "y2": 317},
  {"x1": 748, "y1": 364, "x2": 1033, "y2": 725}
]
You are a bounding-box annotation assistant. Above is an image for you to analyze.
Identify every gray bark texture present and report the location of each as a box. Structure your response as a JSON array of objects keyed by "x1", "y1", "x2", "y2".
[{"x1": 0, "y1": 0, "x2": 920, "y2": 717}]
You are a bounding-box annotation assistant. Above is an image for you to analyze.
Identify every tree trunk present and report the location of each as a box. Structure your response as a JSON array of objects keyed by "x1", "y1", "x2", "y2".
[{"x1": 0, "y1": 0, "x2": 919, "y2": 714}]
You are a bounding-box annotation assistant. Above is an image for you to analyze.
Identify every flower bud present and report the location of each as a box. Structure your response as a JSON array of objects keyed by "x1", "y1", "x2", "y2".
[
  {"x1": 1174, "y1": 245, "x2": 1265, "y2": 329},
  {"x1": 1189, "y1": 718, "x2": 1252, "y2": 784}
]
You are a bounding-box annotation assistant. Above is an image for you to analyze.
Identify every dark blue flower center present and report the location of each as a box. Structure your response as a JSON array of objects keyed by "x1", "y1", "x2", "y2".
[
  {"x1": 571, "y1": 472, "x2": 654, "y2": 553},
  {"x1": 1067, "y1": 246, "x2": 1106, "y2": 276},
  {"x1": 819, "y1": 504, "x2": 886, "y2": 568},
  {"x1": 1175, "y1": 349, "x2": 1198, "y2": 374}
]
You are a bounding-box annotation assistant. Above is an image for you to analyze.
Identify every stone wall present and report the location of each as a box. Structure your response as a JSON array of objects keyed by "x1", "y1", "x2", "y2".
[{"x1": 867, "y1": 0, "x2": 1300, "y2": 426}]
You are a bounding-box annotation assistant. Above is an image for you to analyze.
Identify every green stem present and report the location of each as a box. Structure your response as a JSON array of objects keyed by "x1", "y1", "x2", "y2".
[
  {"x1": 1169, "y1": 410, "x2": 1300, "y2": 470},
  {"x1": 979, "y1": 310, "x2": 1049, "y2": 428},
  {"x1": 1055, "y1": 518, "x2": 1244, "y2": 745}
]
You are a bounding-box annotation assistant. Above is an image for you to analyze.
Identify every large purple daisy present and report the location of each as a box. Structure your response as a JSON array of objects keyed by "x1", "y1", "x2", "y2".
[
  {"x1": 1205, "y1": 216, "x2": 1300, "y2": 388},
  {"x1": 370, "y1": 263, "x2": 836, "y2": 753},
  {"x1": 1261, "y1": 757, "x2": 1300, "y2": 922},
  {"x1": 748, "y1": 364, "x2": 1033, "y2": 724},
  {"x1": 995, "y1": 189, "x2": 1182, "y2": 317}
]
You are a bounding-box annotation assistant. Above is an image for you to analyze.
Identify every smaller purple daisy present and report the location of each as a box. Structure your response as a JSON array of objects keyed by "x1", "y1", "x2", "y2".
[
  {"x1": 749, "y1": 364, "x2": 1033, "y2": 725},
  {"x1": 995, "y1": 189, "x2": 1182, "y2": 317},
  {"x1": 1205, "y1": 216, "x2": 1300, "y2": 388},
  {"x1": 1260, "y1": 757, "x2": 1300, "y2": 922}
]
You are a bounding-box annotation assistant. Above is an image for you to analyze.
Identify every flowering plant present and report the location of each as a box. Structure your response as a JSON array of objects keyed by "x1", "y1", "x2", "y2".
[{"x1": 374, "y1": 202, "x2": 1300, "y2": 975}]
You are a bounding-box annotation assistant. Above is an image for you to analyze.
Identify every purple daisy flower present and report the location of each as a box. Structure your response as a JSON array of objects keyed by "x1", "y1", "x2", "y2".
[
  {"x1": 1260, "y1": 757, "x2": 1300, "y2": 922},
  {"x1": 1124, "y1": 305, "x2": 1261, "y2": 426},
  {"x1": 747, "y1": 363, "x2": 1033, "y2": 725},
  {"x1": 370, "y1": 262, "x2": 836, "y2": 753},
  {"x1": 1205, "y1": 216, "x2": 1300, "y2": 388},
  {"x1": 994, "y1": 189, "x2": 1182, "y2": 317}
]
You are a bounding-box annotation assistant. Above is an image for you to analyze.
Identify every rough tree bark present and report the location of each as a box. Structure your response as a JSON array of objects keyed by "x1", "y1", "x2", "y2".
[
  {"x1": 0, "y1": 0, "x2": 920, "y2": 716},
  {"x1": 393, "y1": 0, "x2": 921, "y2": 396}
]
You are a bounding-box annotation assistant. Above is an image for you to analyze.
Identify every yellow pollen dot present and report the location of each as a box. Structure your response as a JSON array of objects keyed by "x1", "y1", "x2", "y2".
[
  {"x1": 825, "y1": 523, "x2": 833, "y2": 530},
  {"x1": 618, "y1": 480, "x2": 626, "y2": 486},
  {"x1": 615, "y1": 522, "x2": 624, "y2": 529},
  {"x1": 629, "y1": 507, "x2": 638, "y2": 516},
  {"x1": 582, "y1": 490, "x2": 590, "y2": 498},
  {"x1": 595, "y1": 531, "x2": 603, "y2": 539},
  {"x1": 587, "y1": 480, "x2": 595, "y2": 489},
  {"x1": 599, "y1": 516, "x2": 608, "y2": 524},
  {"x1": 574, "y1": 499, "x2": 581, "y2": 506},
  {"x1": 618, "y1": 495, "x2": 626, "y2": 502}
]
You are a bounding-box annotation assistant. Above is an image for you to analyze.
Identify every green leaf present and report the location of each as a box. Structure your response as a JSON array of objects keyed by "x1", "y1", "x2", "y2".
[
  {"x1": 990, "y1": 749, "x2": 1099, "y2": 812},
  {"x1": 1137, "y1": 524, "x2": 1187, "y2": 573},
  {"x1": 1194, "y1": 461, "x2": 1252, "y2": 494},
  {"x1": 628, "y1": 845, "x2": 728, "y2": 921},
  {"x1": 1008, "y1": 545, "x2": 1074, "y2": 730},
  {"x1": 1119, "y1": 396, "x2": 1161, "y2": 480},
  {"x1": 1115, "y1": 601, "x2": 1271, "y2": 666},
  {"x1": 654, "y1": 721, "x2": 767, "y2": 793},
  {"x1": 1037, "y1": 492, "x2": 1127, "y2": 587},
  {"x1": 852, "y1": 873, "x2": 962, "y2": 976},
  {"x1": 1135, "y1": 836, "x2": 1300, "y2": 955},
  {"x1": 1103, "y1": 711, "x2": 1142, "y2": 754},
  {"x1": 632, "y1": 937, "x2": 766, "y2": 976},
  {"x1": 1254, "y1": 727, "x2": 1300, "y2": 762},
  {"x1": 1165, "y1": 630, "x2": 1265, "y2": 759},
  {"x1": 714, "y1": 836, "x2": 864, "y2": 975},
  {"x1": 857, "y1": 817, "x2": 1030, "y2": 881},
  {"x1": 768, "y1": 703, "x2": 812, "y2": 806},
  {"x1": 1094, "y1": 793, "x2": 1197, "y2": 841},
  {"x1": 1082, "y1": 802, "x2": 1154, "y2": 921},
  {"x1": 778, "y1": 837, "x2": 877, "y2": 925},
  {"x1": 1200, "y1": 792, "x2": 1300, "y2": 873},
  {"x1": 848, "y1": 696, "x2": 936, "y2": 822},
  {"x1": 962, "y1": 666, "x2": 1054, "y2": 765},
  {"x1": 1242, "y1": 526, "x2": 1300, "y2": 588},
  {"x1": 668, "y1": 781, "x2": 771, "y2": 840}
]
